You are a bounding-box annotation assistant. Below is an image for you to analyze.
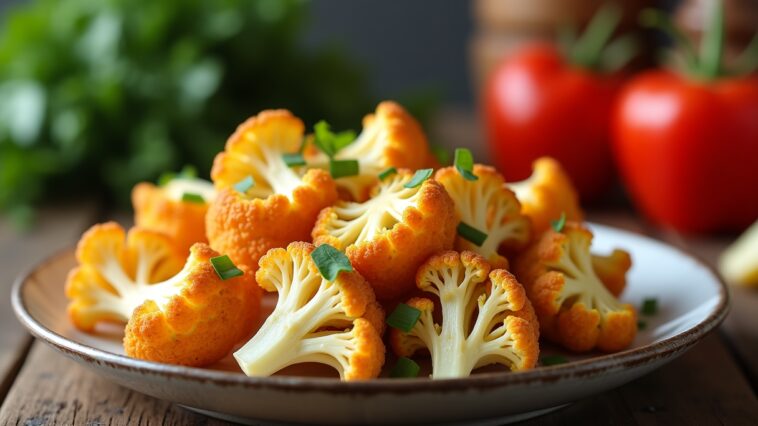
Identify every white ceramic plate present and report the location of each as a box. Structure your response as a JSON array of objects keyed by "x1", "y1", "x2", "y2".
[{"x1": 12, "y1": 223, "x2": 728, "y2": 425}]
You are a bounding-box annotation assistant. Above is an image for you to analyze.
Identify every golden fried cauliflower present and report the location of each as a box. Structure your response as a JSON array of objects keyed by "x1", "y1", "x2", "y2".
[
  {"x1": 132, "y1": 176, "x2": 215, "y2": 255},
  {"x1": 436, "y1": 164, "x2": 531, "y2": 269},
  {"x1": 592, "y1": 249, "x2": 632, "y2": 297},
  {"x1": 508, "y1": 157, "x2": 584, "y2": 237},
  {"x1": 312, "y1": 169, "x2": 457, "y2": 301},
  {"x1": 390, "y1": 251, "x2": 539, "y2": 378},
  {"x1": 234, "y1": 242, "x2": 385, "y2": 380},
  {"x1": 514, "y1": 222, "x2": 636, "y2": 353},
  {"x1": 66, "y1": 222, "x2": 259, "y2": 366},
  {"x1": 207, "y1": 110, "x2": 338, "y2": 271},
  {"x1": 305, "y1": 101, "x2": 438, "y2": 200}
]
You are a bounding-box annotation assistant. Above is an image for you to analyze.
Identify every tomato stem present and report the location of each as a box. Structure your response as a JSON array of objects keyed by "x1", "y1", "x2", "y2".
[
  {"x1": 700, "y1": 1, "x2": 724, "y2": 79},
  {"x1": 562, "y1": 3, "x2": 637, "y2": 73},
  {"x1": 735, "y1": 34, "x2": 758, "y2": 75},
  {"x1": 639, "y1": 9, "x2": 699, "y2": 71}
]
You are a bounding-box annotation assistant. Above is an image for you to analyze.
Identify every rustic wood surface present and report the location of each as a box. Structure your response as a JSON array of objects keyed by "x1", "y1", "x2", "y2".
[{"x1": 0, "y1": 205, "x2": 756, "y2": 425}]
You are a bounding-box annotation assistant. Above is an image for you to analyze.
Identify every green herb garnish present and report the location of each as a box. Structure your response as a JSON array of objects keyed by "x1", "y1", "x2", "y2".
[
  {"x1": 310, "y1": 244, "x2": 353, "y2": 281},
  {"x1": 329, "y1": 159, "x2": 359, "y2": 179},
  {"x1": 282, "y1": 153, "x2": 306, "y2": 167},
  {"x1": 551, "y1": 212, "x2": 567, "y2": 233},
  {"x1": 210, "y1": 255, "x2": 244, "y2": 280},
  {"x1": 313, "y1": 120, "x2": 356, "y2": 157},
  {"x1": 390, "y1": 357, "x2": 420, "y2": 378},
  {"x1": 378, "y1": 167, "x2": 397, "y2": 181},
  {"x1": 234, "y1": 176, "x2": 255, "y2": 194},
  {"x1": 430, "y1": 144, "x2": 450, "y2": 166},
  {"x1": 454, "y1": 148, "x2": 477, "y2": 181},
  {"x1": 642, "y1": 298, "x2": 658, "y2": 315},
  {"x1": 387, "y1": 303, "x2": 422, "y2": 332},
  {"x1": 181, "y1": 192, "x2": 205, "y2": 203},
  {"x1": 637, "y1": 320, "x2": 647, "y2": 330},
  {"x1": 158, "y1": 165, "x2": 198, "y2": 186},
  {"x1": 541, "y1": 355, "x2": 568, "y2": 366},
  {"x1": 457, "y1": 222, "x2": 488, "y2": 247},
  {"x1": 404, "y1": 168, "x2": 433, "y2": 188}
]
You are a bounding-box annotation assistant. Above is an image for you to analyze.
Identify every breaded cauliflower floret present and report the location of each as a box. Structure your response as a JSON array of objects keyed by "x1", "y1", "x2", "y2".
[
  {"x1": 305, "y1": 101, "x2": 438, "y2": 200},
  {"x1": 66, "y1": 222, "x2": 259, "y2": 366},
  {"x1": 234, "y1": 242, "x2": 385, "y2": 380},
  {"x1": 132, "y1": 177, "x2": 216, "y2": 255},
  {"x1": 436, "y1": 164, "x2": 531, "y2": 269},
  {"x1": 514, "y1": 222, "x2": 636, "y2": 353},
  {"x1": 312, "y1": 170, "x2": 457, "y2": 301},
  {"x1": 207, "y1": 110, "x2": 338, "y2": 271},
  {"x1": 508, "y1": 157, "x2": 584, "y2": 236},
  {"x1": 390, "y1": 251, "x2": 539, "y2": 378},
  {"x1": 592, "y1": 249, "x2": 632, "y2": 297}
]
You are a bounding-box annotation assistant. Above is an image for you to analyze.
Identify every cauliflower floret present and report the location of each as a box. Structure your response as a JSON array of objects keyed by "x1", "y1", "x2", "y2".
[
  {"x1": 390, "y1": 251, "x2": 539, "y2": 378},
  {"x1": 592, "y1": 249, "x2": 632, "y2": 297},
  {"x1": 207, "y1": 110, "x2": 338, "y2": 271},
  {"x1": 514, "y1": 222, "x2": 636, "y2": 353},
  {"x1": 508, "y1": 157, "x2": 584, "y2": 237},
  {"x1": 312, "y1": 170, "x2": 457, "y2": 301},
  {"x1": 234, "y1": 242, "x2": 385, "y2": 380},
  {"x1": 132, "y1": 177, "x2": 216, "y2": 255},
  {"x1": 66, "y1": 222, "x2": 260, "y2": 366},
  {"x1": 435, "y1": 164, "x2": 531, "y2": 269},
  {"x1": 305, "y1": 101, "x2": 438, "y2": 201},
  {"x1": 719, "y1": 219, "x2": 758, "y2": 287}
]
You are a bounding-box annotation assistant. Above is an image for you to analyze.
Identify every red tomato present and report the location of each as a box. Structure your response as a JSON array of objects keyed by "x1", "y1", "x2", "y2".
[
  {"x1": 483, "y1": 44, "x2": 621, "y2": 201},
  {"x1": 613, "y1": 71, "x2": 758, "y2": 232}
]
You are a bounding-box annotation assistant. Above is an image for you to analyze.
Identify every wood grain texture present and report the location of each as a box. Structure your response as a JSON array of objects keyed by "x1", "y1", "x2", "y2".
[
  {"x1": 0, "y1": 204, "x2": 98, "y2": 400},
  {"x1": 0, "y1": 343, "x2": 230, "y2": 426}
]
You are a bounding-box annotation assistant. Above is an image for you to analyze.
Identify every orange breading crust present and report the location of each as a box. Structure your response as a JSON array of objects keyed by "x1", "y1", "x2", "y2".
[
  {"x1": 312, "y1": 176, "x2": 457, "y2": 301},
  {"x1": 344, "y1": 318, "x2": 386, "y2": 380},
  {"x1": 435, "y1": 164, "x2": 531, "y2": 269},
  {"x1": 514, "y1": 223, "x2": 636, "y2": 353},
  {"x1": 132, "y1": 182, "x2": 209, "y2": 255},
  {"x1": 592, "y1": 249, "x2": 633, "y2": 297},
  {"x1": 124, "y1": 243, "x2": 260, "y2": 366}
]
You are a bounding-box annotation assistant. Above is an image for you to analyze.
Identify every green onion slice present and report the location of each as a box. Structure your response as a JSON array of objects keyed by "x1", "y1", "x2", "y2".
[
  {"x1": 330, "y1": 159, "x2": 360, "y2": 179},
  {"x1": 541, "y1": 355, "x2": 568, "y2": 366},
  {"x1": 637, "y1": 320, "x2": 647, "y2": 330},
  {"x1": 234, "y1": 176, "x2": 255, "y2": 194},
  {"x1": 210, "y1": 255, "x2": 244, "y2": 280},
  {"x1": 158, "y1": 165, "x2": 198, "y2": 186},
  {"x1": 387, "y1": 303, "x2": 422, "y2": 332},
  {"x1": 404, "y1": 168, "x2": 433, "y2": 188},
  {"x1": 390, "y1": 357, "x2": 420, "y2": 378},
  {"x1": 181, "y1": 192, "x2": 205, "y2": 203},
  {"x1": 313, "y1": 120, "x2": 356, "y2": 158},
  {"x1": 282, "y1": 153, "x2": 306, "y2": 167},
  {"x1": 642, "y1": 298, "x2": 658, "y2": 315},
  {"x1": 378, "y1": 167, "x2": 397, "y2": 181},
  {"x1": 454, "y1": 148, "x2": 477, "y2": 181},
  {"x1": 551, "y1": 212, "x2": 567, "y2": 233},
  {"x1": 457, "y1": 222, "x2": 488, "y2": 247},
  {"x1": 310, "y1": 244, "x2": 353, "y2": 281}
]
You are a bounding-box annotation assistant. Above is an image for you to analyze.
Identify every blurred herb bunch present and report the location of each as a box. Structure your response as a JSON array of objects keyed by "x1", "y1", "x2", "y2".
[{"x1": 0, "y1": 0, "x2": 374, "y2": 224}]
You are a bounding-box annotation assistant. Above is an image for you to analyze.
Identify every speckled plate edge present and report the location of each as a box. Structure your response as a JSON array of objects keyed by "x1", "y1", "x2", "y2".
[{"x1": 11, "y1": 223, "x2": 730, "y2": 394}]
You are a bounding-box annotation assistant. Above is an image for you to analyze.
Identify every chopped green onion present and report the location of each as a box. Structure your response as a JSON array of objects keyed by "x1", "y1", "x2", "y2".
[
  {"x1": 454, "y1": 148, "x2": 477, "y2": 181},
  {"x1": 181, "y1": 192, "x2": 205, "y2": 203},
  {"x1": 430, "y1": 144, "x2": 450, "y2": 166},
  {"x1": 282, "y1": 153, "x2": 306, "y2": 167},
  {"x1": 378, "y1": 167, "x2": 397, "y2": 181},
  {"x1": 310, "y1": 244, "x2": 353, "y2": 281},
  {"x1": 330, "y1": 159, "x2": 360, "y2": 178},
  {"x1": 457, "y1": 222, "x2": 488, "y2": 247},
  {"x1": 234, "y1": 176, "x2": 255, "y2": 194},
  {"x1": 404, "y1": 168, "x2": 433, "y2": 188},
  {"x1": 210, "y1": 255, "x2": 244, "y2": 280},
  {"x1": 313, "y1": 120, "x2": 356, "y2": 158},
  {"x1": 158, "y1": 172, "x2": 176, "y2": 187},
  {"x1": 390, "y1": 357, "x2": 420, "y2": 378},
  {"x1": 158, "y1": 165, "x2": 197, "y2": 186},
  {"x1": 642, "y1": 298, "x2": 658, "y2": 315},
  {"x1": 387, "y1": 303, "x2": 422, "y2": 332},
  {"x1": 541, "y1": 355, "x2": 568, "y2": 366},
  {"x1": 637, "y1": 320, "x2": 647, "y2": 330},
  {"x1": 551, "y1": 212, "x2": 567, "y2": 233}
]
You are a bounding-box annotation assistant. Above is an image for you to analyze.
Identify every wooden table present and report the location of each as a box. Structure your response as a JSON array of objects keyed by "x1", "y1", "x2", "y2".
[{"x1": 0, "y1": 205, "x2": 756, "y2": 425}]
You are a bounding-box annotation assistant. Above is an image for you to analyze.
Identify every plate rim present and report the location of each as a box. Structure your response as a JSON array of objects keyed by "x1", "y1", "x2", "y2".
[{"x1": 11, "y1": 223, "x2": 730, "y2": 394}]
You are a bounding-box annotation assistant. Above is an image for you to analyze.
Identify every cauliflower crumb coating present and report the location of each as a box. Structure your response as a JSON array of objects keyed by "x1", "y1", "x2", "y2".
[
  {"x1": 234, "y1": 242, "x2": 385, "y2": 380},
  {"x1": 312, "y1": 170, "x2": 457, "y2": 301},
  {"x1": 305, "y1": 101, "x2": 439, "y2": 201},
  {"x1": 514, "y1": 222, "x2": 637, "y2": 353},
  {"x1": 206, "y1": 109, "x2": 338, "y2": 271},
  {"x1": 508, "y1": 157, "x2": 584, "y2": 237},
  {"x1": 390, "y1": 251, "x2": 539, "y2": 378},
  {"x1": 124, "y1": 243, "x2": 260, "y2": 366},
  {"x1": 132, "y1": 177, "x2": 216, "y2": 255},
  {"x1": 436, "y1": 164, "x2": 531, "y2": 269},
  {"x1": 66, "y1": 222, "x2": 260, "y2": 366}
]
